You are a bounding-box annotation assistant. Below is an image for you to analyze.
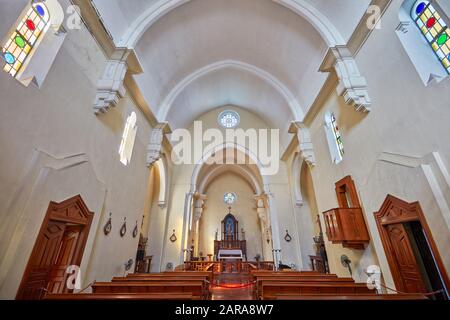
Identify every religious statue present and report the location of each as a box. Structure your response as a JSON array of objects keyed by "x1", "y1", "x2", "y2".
[{"x1": 226, "y1": 218, "x2": 234, "y2": 237}]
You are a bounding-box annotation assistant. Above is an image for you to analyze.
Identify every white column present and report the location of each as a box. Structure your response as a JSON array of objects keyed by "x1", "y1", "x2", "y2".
[
  {"x1": 255, "y1": 196, "x2": 272, "y2": 261},
  {"x1": 180, "y1": 192, "x2": 194, "y2": 265},
  {"x1": 192, "y1": 196, "x2": 206, "y2": 257},
  {"x1": 267, "y1": 192, "x2": 282, "y2": 270}
]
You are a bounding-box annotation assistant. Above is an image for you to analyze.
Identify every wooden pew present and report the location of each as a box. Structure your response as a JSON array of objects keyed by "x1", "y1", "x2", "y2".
[
  {"x1": 275, "y1": 293, "x2": 427, "y2": 300},
  {"x1": 112, "y1": 275, "x2": 210, "y2": 298},
  {"x1": 253, "y1": 275, "x2": 353, "y2": 298},
  {"x1": 163, "y1": 271, "x2": 213, "y2": 282},
  {"x1": 250, "y1": 270, "x2": 337, "y2": 278},
  {"x1": 44, "y1": 292, "x2": 194, "y2": 300},
  {"x1": 259, "y1": 281, "x2": 375, "y2": 300},
  {"x1": 128, "y1": 271, "x2": 213, "y2": 282},
  {"x1": 92, "y1": 281, "x2": 207, "y2": 300},
  {"x1": 113, "y1": 276, "x2": 208, "y2": 282}
]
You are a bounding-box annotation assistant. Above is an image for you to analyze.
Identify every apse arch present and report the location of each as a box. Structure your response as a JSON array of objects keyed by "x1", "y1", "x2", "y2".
[
  {"x1": 190, "y1": 142, "x2": 270, "y2": 194},
  {"x1": 118, "y1": 0, "x2": 344, "y2": 48},
  {"x1": 157, "y1": 60, "x2": 303, "y2": 122},
  {"x1": 197, "y1": 165, "x2": 263, "y2": 196}
]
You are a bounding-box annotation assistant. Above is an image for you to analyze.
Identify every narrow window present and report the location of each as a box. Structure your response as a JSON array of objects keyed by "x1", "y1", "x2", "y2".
[
  {"x1": 324, "y1": 112, "x2": 344, "y2": 164},
  {"x1": 1, "y1": 2, "x2": 50, "y2": 78},
  {"x1": 412, "y1": 1, "x2": 450, "y2": 73},
  {"x1": 119, "y1": 112, "x2": 137, "y2": 166}
]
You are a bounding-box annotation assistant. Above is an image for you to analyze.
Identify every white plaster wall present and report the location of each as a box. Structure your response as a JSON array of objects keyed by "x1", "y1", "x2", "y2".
[
  {"x1": 0, "y1": 0, "x2": 154, "y2": 298},
  {"x1": 304, "y1": 0, "x2": 450, "y2": 286},
  {"x1": 162, "y1": 106, "x2": 303, "y2": 269},
  {"x1": 199, "y1": 173, "x2": 262, "y2": 261}
]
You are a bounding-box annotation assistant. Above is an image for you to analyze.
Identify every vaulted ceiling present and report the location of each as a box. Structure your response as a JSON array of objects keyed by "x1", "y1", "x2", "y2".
[{"x1": 93, "y1": 0, "x2": 371, "y2": 140}]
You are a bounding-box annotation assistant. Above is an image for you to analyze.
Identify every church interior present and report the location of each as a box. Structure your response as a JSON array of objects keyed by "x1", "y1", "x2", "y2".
[{"x1": 1, "y1": 0, "x2": 450, "y2": 302}]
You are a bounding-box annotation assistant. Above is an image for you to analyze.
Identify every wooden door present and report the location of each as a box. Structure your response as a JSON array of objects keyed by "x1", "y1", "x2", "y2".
[
  {"x1": 386, "y1": 223, "x2": 427, "y2": 293},
  {"x1": 16, "y1": 195, "x2": 94, "y2": 300},
  {"x1": 47, "y1": 225, "x2": 82, "y2": 294},
  {"x1": 16, "y1": 221, "x2": 66, "y2": 300},
  {"x1": 374, "y1": 195, "x2": 450, "y2": 296}
]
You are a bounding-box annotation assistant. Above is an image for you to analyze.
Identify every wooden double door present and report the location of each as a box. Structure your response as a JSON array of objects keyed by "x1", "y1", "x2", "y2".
[
  {"x1": 16, "y1": 195, "x2": 93, "y2": 300},
  {"x1": 375, "y1": 195, "x2": 449, "y2": 299}
]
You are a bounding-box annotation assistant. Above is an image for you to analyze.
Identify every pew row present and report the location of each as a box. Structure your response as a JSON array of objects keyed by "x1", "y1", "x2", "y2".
[
  {"x1": 259, "y1": 281, "x2": 375, "y2": 300},
  {"x1": 254, "y1": 276, "x2": 355, "y2": 298},
  {"x1": 129, "y1": 271, "x2": 213, "y2": 282},
  {"x1": 275, "y1": 294, "x2": 427, "y2": 300},
  {"x1": 92, "y1": 281, "x2": 207, "y2": 300},
  {"x1": 44, "y1": 292, "x2": 194, "y2": 300}
]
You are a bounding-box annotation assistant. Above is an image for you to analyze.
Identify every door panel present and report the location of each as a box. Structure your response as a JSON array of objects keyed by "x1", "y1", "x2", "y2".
[
  {"x1": 387, "y1": 223, "x2": 427, "y2": 293},
  {"x1": 17, "y1": 221, "x2": 66, "y2": 300},
  {"x1": 48, "y1": 225, "x2": 82, "y2": 294}
]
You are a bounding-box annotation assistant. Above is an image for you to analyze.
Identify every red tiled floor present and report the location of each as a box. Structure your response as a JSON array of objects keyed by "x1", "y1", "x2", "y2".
[{"x1": 210, "y1": 273, "x2": 255, "y2": 300}]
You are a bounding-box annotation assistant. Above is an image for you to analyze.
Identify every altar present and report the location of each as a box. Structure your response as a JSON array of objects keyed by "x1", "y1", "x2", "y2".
[
  {"x1": 214, "y1": 209, "x2": 247, "y2": 273},
  {"x1": 218, "y1": 249, "x2": 243, "y2": 260}
]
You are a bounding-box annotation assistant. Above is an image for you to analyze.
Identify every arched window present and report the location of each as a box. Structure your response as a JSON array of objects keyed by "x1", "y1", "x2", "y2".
[
  {"x1": 119, "y1": 112, "x2": 138, "y2": 166},
  {"x1": 324, "y1": 112, "x2": 344, "y2": 164},
  {"x1": 411, "y1": 1, "x2": 450, "y2": 74},
  {"x1": 1, "y1": 2, "x2": 51, "y2": 78}
]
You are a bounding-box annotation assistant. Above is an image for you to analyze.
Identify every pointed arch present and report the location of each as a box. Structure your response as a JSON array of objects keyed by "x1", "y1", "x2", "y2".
[
  {"x1": 157, "y1": 60, "x2": 303, "y2": 121},
  {"x1": 118, "y1": 0, "x2": 345, "y2": 48}
]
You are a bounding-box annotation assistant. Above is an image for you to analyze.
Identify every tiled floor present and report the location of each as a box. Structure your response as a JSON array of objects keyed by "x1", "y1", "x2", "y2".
[{"x1": 210, "y1": 273, "x2": 255, "y2": 300}]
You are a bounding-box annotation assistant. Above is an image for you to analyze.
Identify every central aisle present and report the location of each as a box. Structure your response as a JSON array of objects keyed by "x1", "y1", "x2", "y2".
[{"x1": 210, "y1": 273, "x2": 255, "y2": 300}]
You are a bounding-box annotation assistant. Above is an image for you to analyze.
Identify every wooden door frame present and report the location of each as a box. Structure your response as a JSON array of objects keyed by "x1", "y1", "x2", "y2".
[
  {"x1": 374, "y1": 194, "x2": 450, "y2": 293},
  {"x1": 16, "y1": 195, "x2": 94, "y2": 299}
]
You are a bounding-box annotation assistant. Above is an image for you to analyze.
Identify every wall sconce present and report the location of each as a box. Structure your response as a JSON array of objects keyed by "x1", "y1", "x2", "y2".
[
  {"x1": 120, "y1": 217, "x2": 127, "y2": 237},
  {"x1": 170, "y1": 229, "x2": 177, "y2": 243},
  {"x1": 103, "y1": 212, "x2": 112, "y2": 235},
  {"x1": 266, "y1": 229, "x2": 271, "y2": 244},
  {"x1": 132, "y1": 220, "x2": 139, "y2": 238},
  {"x1": 284, "y1": 230, "x2": 292, "y2": 242}
]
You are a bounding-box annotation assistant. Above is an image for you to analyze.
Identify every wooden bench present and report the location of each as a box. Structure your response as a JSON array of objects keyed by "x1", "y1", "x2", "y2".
[
  {"x1": 163, "y1": 271, "x2": 213, "y2": 282},
  {"x1": 275, "y1": 293, "x2": 427, "y2": 300},
  {"x1": 259, "y1": 281, "x2": 375, "y2": 300},
  {"x1": 250, "y1": 271, "x2": 330, "y2": 282},
  {"x1": 127, "y1": 271, "x2": 213, "y2": 282},
  {"x1": 113, "y1": 276, "x2": 208, "y2": 282},
  {"x1": 92, "y1": 281, "x2": 207, "y2": 300},
  {"x1": 253, "y1": 276, "x2": 354, "y2": 298},
  {"x1": 44, "y1": 292, "x2": 194, "y2": 300},
  {"x1": 112, "y1": 276, "x2": 210, "y2": 297}
]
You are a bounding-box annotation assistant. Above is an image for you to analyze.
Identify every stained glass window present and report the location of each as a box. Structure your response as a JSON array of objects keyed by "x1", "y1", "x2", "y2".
[
  {"x1": 224, "y1": 192, "x2": 237, "y2": 205},
  {"x1": 119, "y1": 112, "x2": 138, "y2": 166},
  {"x1": 1, "y1": 3, "x2": 50, "y2": 78},
  {"x1": 412, "y1": 1, "x2": 450, "y2": 74},
  {"x1": 330, "y1": 113, "x2": 344, "y2": 158},
  {"x1": 325, "y1": 112, "x2": 344, "y2": 164},
  {"x1": 218, "y1": 110, "x2": 240, "y2": 128}
]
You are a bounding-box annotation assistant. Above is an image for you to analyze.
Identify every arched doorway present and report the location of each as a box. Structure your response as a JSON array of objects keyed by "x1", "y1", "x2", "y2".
[
  {"x1": 187, "y1": 143, "x2": 276, "y2": 268},
  {"x1": 375, "y1": 195, "x2": 449, "y2": 299},
  {"x1": 198, "y1": 171, "x2": 263, "y2": 262},
  {"x1": 138, "y1": 158, "x2": 168, "y2": 273}
]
